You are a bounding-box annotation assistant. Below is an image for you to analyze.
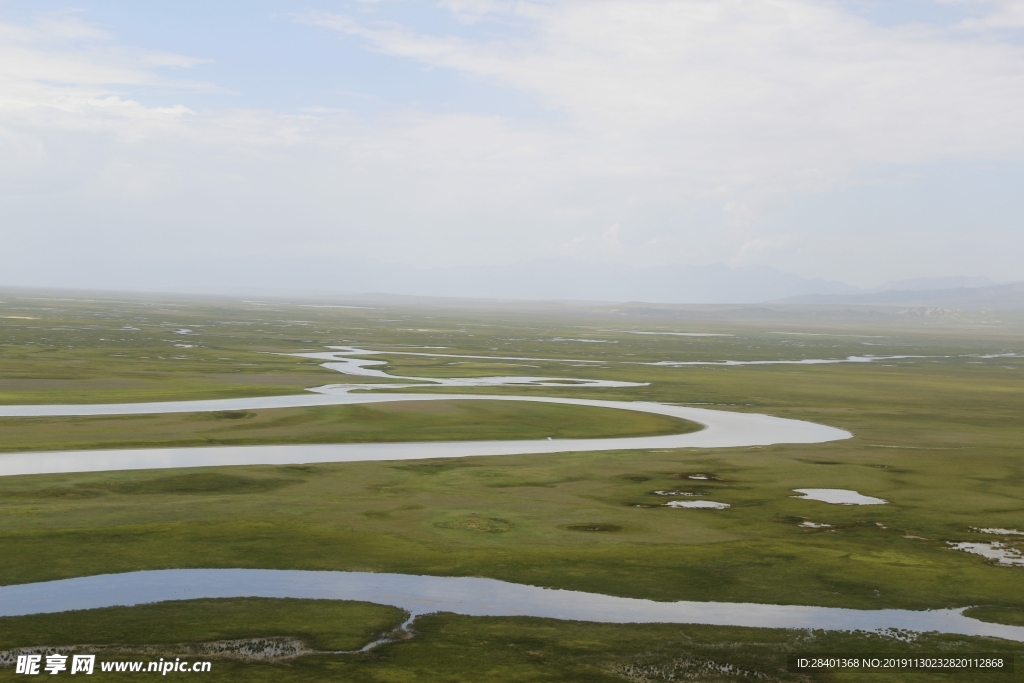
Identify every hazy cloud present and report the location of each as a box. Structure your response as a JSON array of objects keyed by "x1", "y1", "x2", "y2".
[{"x1": 2, "y1": 2, "x2": 1024, "y2": 293}]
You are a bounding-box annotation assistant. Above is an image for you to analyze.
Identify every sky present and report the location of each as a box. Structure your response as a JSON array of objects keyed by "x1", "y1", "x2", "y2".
[{"x1": 2, "y1": 0, "x2": 1024, "y2": 296}]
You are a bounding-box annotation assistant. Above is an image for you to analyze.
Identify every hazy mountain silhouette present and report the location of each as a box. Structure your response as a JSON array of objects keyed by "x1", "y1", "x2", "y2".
[{"x1": 775, "y1": 281, "x2": 1024, "y2": 309}]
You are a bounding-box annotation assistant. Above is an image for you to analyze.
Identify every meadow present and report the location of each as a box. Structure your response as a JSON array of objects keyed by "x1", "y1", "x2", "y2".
[{"x1": 0, "y1": 292, "x2": 1022, "y2": 681}]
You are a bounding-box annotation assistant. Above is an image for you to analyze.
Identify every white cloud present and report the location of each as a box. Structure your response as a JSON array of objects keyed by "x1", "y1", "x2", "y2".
[
  {"x1": 3, "y1": 3, "x2": 1024, "y2": 291},
  {"x1": 599, "y1": 223, "x2": 621, "y2": 252},
  {"x1": 950, "y1": 0, "x2": 1024, "y2": 29},
  {"x1": 307, "y1": 0, "x2": 1024, "y2": 195},
  {"x1": 730, "y1": 234, "x2": 797, "y2": 266}
]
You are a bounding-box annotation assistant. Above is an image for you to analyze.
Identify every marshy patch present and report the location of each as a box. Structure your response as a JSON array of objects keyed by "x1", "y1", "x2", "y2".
[
  {"x1": 800, "y1": 521, "x2": 833, "y2": 529},
  {"x1": 434, "y1": 516, "x2": 515, "y2": 533},
  {"x1": 972, "y1": 527, "x2": 1024, "y2": 536},
  {"x1": 566, "y1": 524, "x2": 622, "y2": 532},
  {"x1": 651, "y1": 490, "x2": 704, "y2": 497},
  {"x1": 622, "y1": 475, "x2": 651, "y2": 483},
  {"x1": 664, "y1": 500, "x2": 730, "y2": 509},
  {"x1": 623, "y1": 502, "x2": 659, "y2": 508},
  {"x1": 948, "y1": 541, "x2": 1024, "y2": 567},
  {"x1": 670, "y1": 473, "x2": 723, "y2": 482}
]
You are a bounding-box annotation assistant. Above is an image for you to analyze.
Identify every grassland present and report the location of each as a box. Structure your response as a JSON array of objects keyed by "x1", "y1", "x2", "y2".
[
  {"x1": 1, "y1": 291, "x2": 1022, "y2": 681},
  {"x1": 1, "y1": 601, "x2": 1019, "y2": 682},
  {"x1": 0, "y1": 400, "x2": 695, "y2": 453}
]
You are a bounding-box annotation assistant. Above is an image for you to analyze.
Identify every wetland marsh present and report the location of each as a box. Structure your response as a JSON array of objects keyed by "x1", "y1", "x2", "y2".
[{"x1": 1, "y1": 293, "x2": 1022, "y2": 681}]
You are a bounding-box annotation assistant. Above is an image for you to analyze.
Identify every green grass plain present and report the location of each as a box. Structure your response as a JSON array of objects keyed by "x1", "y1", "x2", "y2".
[
  {"x1": 1, "y1": 292, "x2": 1023, "y2": 681},
  {"x1": 0, "y1": 400, "x2": 696, "y2": 453},
  {"x1": 1, "y1": 602, "x2": 1019, "y2": 682}
]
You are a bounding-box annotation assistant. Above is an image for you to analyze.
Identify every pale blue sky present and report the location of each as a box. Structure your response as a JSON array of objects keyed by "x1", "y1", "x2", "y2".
[{"x1": 2, "y1": 0, "x2": 1023, "y2": 295}]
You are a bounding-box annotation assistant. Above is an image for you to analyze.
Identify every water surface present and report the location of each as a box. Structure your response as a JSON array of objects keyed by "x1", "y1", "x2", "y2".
[
  {"x1": 793, "y1": 489, "x2": 888, "y2": 505},
  {"x1": 1, "y1": 569, "x2": 1021, "y2": 642},
  {"x1": 0, "y1": 395, "x2": 850, "y2": 477}
]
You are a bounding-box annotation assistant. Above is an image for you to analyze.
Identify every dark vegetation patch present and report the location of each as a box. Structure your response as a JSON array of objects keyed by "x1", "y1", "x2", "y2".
[
  {"x1": 434, "y1": 517, "x2": 515, "y2": 533},
  {"x1": 772, "y1": 516, "x2": 806, "y2": 525},
  {"x1": 2, "y1": 475, "x2": 299, "y2": 501},
  {"x1": 566, "y1": 524, "x2": 622, "y2": 532},
  {"x1": 211, "y1": 410, "x2": 256, "y2": 420},
  {"x1": 868, "y1": 464, "x2": 914, "y2": 474},
  {"x1": 622, "y1": 475, "x2": 651, "y2": 483},
  {"x1": 104, "y1": 473, "x2": 300, "y2": 496},
  {"x1": 391, "y1": 461, "x2": 477, "y2": 476},
  {"x1": 3, "y1": 486, "x2": 107, "y2": 500},
  {"x1": 275, "y1": 465, "x2": 320, "y2": 475},
  {"x1": 487, "y1": 477, "x2": 582, "y2": 488}
]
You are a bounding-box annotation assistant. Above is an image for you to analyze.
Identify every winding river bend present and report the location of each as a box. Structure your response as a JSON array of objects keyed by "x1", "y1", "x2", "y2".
[
  {"x1": 2, "y1": 569, "x2": 1022, "y2": 642},
  {"x1": 0, "y1": 393, "x2": 849, "y2": 477},
  {"x1": 0, "y1": 345, "x2": 850, "y2": 476}
]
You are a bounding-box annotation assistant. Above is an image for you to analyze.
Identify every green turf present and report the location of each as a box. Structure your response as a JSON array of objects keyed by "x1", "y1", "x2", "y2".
[{"x1": 0, "y1": 598, "x2": 404, "y2": 652}]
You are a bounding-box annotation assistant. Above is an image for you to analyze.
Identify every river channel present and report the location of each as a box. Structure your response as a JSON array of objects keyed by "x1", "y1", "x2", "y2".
[{"x1": 2, "y1": 569, "x2": 1021, "y2": 641}]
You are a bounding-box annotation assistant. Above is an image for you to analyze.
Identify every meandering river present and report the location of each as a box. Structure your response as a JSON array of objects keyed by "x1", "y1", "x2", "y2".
[
  {"x1": 2, "y1": 569, "x2": 1021, "y2": 641},
  {"x1": 0, "y1": 393, "x2": 849, "y2": 477},
  {"x1": 20, "y1": 348, "x2": 992, "y2": 641}
]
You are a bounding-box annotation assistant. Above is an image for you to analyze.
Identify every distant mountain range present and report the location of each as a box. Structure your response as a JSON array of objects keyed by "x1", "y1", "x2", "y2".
[
  {"x1": 337, "y1": 261, "x2": 1021, "y2": 309},
  {"x1": 866, "y1": 276, "x2": 995, "y2": 293},
  {"x1": 154, "y1": 257, "x2": 860, "y2": 305},
  {"x1": 31, "y1": 253, "x2": 1020, "y2": 308},
  {"x1": 774, "y1": 281, "x2": 1024, "y2": 309},
  {"x1": 362, "y1": 259, "x2": 859, "y2": 305}
]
